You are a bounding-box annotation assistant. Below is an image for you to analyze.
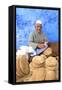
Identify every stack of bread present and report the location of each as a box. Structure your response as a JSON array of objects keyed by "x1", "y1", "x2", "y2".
[{"x1": 16, "y1": 47, "x2": 59, "y2": 82}]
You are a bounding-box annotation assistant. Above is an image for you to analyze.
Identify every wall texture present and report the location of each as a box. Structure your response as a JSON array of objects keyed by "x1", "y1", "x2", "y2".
[{"x1": 16, "y1": 8, "x2": 59, "y2": 50}]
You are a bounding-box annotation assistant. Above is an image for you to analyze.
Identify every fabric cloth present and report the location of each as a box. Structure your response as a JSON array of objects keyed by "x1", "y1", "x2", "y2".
[
  {"x1": 18, "y1": 44, "x2": 48, "y2": 57},
  {"x1": 30, "y1": 44, "x2": 48, "y2": 56}
]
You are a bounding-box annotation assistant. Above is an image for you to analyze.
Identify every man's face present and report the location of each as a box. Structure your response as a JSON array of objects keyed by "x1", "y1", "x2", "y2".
[{"x1": 35, "y1": 23, "x2": 42, "y2": 33}]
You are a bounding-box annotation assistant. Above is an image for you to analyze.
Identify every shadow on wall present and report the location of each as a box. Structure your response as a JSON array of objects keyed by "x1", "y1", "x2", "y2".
[{"x1": 16, "y1": 8, "x2": 59, "y2": 50}]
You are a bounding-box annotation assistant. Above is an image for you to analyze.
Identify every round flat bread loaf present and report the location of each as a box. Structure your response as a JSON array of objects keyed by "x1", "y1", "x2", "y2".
[
  {"x1": 45, "y1": 56, "x2": 57, "y2": 67},
  {"x1": 32, "y1": 56, "x2": 45, "y2": 65},
  {"x1": 43, "y1": 48, "x2": 52, "y2": 56},
  {"x1": 19, "y1": 55, "x2": 30, "y2": 75},
  {"x1": 45, "y1": 70, "x2": 56, "y2": 80}
]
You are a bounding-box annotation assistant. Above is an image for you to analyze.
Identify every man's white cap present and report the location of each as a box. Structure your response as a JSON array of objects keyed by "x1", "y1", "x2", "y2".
[{"x1": 36, "y1": 20, "x2": 42, "y2": 24}]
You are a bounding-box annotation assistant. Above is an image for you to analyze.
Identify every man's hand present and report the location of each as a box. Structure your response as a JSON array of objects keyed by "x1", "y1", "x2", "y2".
[{"x1": 37, "y1": 43, "x2": 45, "y2": 48}]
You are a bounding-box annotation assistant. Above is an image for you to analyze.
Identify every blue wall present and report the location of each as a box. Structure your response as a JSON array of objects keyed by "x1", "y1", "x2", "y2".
[{"x1": 16, "y1": 8, "x2": 59, "y2": 50}]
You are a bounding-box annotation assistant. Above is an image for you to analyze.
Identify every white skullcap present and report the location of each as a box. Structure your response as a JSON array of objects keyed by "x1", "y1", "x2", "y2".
[{"x1": 36, "y1": 20, "x2": 42, "y2": 24}]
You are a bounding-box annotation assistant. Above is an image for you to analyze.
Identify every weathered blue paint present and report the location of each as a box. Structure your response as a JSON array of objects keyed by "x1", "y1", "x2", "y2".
[{"x1": 16, "y1": 8, "x2": 59, "y2": 50}]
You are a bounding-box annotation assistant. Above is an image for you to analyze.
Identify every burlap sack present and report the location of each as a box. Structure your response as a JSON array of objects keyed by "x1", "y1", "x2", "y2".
[
  {"x1": 45, "y1": 56, "x2": 57, "y2": 67},
  {"x1": 43, "y1": 48, "x2": 52, "y2": 56},
  {"x1": 45, "y1": 56, "x2": 58, "y2": 71},
  {"x1": 18, "y1": 55, "x2": 30, "y2": 75},
  {"x1": 28, "y1": 68, "x2": 45, "y2": 81},
  {"x1": 45, "y1": 56, "x2": 57, "y2": 80},
  {"x1": 45, "y1": 69, "x2": 56, "y2": 80},
  {"x1": 29, "y1": 56, "x2": 45, "y2": 72},
  {"x1": 16, "y1": 55, "x2": 30, "y2": 81},
  {"x1": 29, "y1": 56, "x2": 45, "y2": 80},
  {"x1": 16, "y1": 56, "x2": 25, "y2": 78}
]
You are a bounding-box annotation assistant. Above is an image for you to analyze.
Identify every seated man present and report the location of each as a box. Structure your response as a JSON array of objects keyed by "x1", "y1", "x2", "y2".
[{"x1": 29, "y1": 20, "x2": 48, "y2": 56}]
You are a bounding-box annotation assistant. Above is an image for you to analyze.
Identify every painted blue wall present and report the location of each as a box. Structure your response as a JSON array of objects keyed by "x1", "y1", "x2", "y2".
[{"x1": 16, "y1": 8, "x2": 59, "y2": 50}]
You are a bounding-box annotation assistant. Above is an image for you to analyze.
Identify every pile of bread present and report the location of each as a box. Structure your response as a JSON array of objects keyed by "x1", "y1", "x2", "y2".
[{"x1": 16, "y1": 48, "x2": 59, "y2": 82}]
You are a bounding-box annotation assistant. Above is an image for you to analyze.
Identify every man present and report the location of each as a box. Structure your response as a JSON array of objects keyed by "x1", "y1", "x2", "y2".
[{"x1": 29, "y1": 20, "x2": 48, "y2": 56}]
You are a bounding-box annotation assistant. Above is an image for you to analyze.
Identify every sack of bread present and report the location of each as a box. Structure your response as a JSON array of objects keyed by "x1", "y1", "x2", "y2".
[
  {"x1": 16, "y1": 56, "x2": 24, "y2": 79},
  {"x1": 45, "y1": 56, "x2": 57, "y2": 80},
  {"x1": 29, "y1": 56, "x2": 45, "y2": 81},
  {"x1": 16, "y1": 55, "x2": 30, "y2": 81},
  {"x1": 29, "y1": 56, "x2": 45, "y2": 72}
]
